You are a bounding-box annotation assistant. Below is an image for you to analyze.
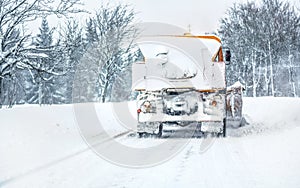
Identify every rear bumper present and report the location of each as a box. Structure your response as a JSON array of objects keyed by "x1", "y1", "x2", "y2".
[
  {"x1": 137, "y1": 121, "x2": 224, "y2": 134},
  {"x1": 138, "y1": 112, "x2": 224, "y2": 123}
]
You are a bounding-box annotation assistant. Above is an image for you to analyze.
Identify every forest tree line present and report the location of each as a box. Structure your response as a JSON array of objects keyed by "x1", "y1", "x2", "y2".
[
  {"x1": 219, "y1": 0, "x2": 300, "y2": 97},
  {"x1": 0, "y1": 0, "x2": 299, "y2": 108},
  {"x1": 0, "y1": 0, "x2": 138, "y2": 107}
]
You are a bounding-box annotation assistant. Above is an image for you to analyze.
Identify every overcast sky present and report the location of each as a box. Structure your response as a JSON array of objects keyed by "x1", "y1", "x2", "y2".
[{"x1": 83, "y1": 0, "x2": 300, "y2": 34}]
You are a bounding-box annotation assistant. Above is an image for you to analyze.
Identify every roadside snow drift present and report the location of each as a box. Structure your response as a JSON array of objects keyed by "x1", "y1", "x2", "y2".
[{"x1": 0, "y1": 97, "x2": 300, "y2": 188}]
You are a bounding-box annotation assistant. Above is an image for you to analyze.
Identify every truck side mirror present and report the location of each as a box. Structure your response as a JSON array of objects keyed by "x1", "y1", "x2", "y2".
[{"x1": 225, "y1": 49, "x2": 231, "y2": 65}]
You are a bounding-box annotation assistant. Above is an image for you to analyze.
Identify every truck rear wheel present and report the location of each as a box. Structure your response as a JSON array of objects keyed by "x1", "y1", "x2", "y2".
[
  {"x1": 138, "y1": 132, "x2": 144, "y2": 138},
  {"x1": 156, "y1": 123, "x2": 163, "y2": 138},
  {"x1": 223, "y1": 118, "x2": 226, "y2": 137}
]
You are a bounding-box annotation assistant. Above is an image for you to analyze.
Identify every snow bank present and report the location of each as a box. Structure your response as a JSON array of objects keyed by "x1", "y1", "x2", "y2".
[{"x1": 228, "y1": 97, "x2": 300, "y2": 137}]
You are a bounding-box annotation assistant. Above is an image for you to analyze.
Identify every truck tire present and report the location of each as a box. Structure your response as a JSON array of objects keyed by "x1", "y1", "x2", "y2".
[
  {"x1": 138, "y1": 132, "x2": 143, "y2": 138},
  {"x1": 223, "y1": 118, "x2": 226, "y2": 137},
  {"x1": 156, "y1": 123, "x2": 163, "y2": 138}
]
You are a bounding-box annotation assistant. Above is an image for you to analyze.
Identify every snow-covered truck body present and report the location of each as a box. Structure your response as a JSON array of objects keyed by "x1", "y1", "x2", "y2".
[{"x1": 132, "y1": 35, "x2": 229, "y2": 137}]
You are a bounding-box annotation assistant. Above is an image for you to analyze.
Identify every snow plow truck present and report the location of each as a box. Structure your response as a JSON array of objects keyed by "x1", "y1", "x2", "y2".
[{"x1": 132, "y1": 33, "x2": 242, "y2": 138}]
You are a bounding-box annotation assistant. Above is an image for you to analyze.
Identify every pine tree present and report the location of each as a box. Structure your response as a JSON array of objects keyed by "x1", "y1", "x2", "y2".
[
  {"x1": 60, "y1": 20, "x2": 85, "y2": 103},
  {"x1": 28, "y1": 17, "x2": 56, "y2": 105},
  {"x1": 85, "y1": 18, "x2": 98, "y2": 44},
  {"x1": 36, "y1": 17, "x2": 53, "y2": 47}
]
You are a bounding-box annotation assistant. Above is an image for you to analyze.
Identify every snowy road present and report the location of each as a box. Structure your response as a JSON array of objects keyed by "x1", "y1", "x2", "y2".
[{"x1": 0, "y1": 97, "x2": 300, "y2": 188}]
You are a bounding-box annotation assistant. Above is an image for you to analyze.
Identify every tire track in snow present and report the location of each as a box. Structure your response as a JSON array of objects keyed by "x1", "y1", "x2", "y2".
[{"x1": 173, "y1": 145, "x2": 194, "y2": 183}]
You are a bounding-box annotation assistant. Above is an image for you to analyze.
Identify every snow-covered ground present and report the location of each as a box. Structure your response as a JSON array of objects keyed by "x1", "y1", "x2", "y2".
[{"x1": 0, "y1": 97, "x2": 300, "y2": 188}]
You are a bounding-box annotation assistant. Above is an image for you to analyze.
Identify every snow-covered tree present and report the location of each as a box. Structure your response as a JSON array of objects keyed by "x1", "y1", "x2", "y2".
[
  {"x1": 59, "y1": 20, "x2": 85, "y2": 103},
  {"x1": 0, "y1": 28, "x2": 25, "y2": 107},
  {"x1": 76, "y1": 4, "x2": 138, "y2": 103},
  {"x1": 0, "y1": 0, "x2": 83, "y2": 107},
  {"x1": 110, "y1": 48, "x2": 144, "y2": 102},
  {"x1": 85, "y1": 18, "x2": 98, "y2": 44},
  {"x1": 218, "y1": 0, "x2": 300, "y2": 97},
  {"x1": 26, "y1": 17, "x2": 57, "y2": 105}
]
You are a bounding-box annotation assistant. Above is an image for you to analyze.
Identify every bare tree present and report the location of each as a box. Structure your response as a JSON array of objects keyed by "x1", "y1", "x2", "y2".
[{"x1": 77, "y1": 4, "x2": 138, "y2": 103}]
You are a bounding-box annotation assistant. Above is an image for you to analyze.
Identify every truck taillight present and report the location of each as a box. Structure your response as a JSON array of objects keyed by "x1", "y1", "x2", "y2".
[
  {"x1": 212, "y1": 100, "x2": 217, "y2": 107},
  {"x1": 139, "y1": 100, "x2": 156, "y2": 113}
]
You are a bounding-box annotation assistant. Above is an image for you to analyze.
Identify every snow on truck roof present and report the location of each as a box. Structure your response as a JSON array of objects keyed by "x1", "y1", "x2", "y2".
[{"x1": 136, "y1": 34, "x2": 222, "y2": 61}]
